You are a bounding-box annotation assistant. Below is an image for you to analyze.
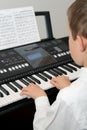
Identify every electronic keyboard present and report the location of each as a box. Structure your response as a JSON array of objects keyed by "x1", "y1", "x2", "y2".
[{"x1": 0, "y1": 38, "x2": 81, "y2": 108}]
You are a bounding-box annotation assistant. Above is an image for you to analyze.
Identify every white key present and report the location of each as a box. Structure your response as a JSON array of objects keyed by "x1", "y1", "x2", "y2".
[
  {"x1": 0, "y1": 83, "x2": 26, "y2": 108},
  {"x1": 31, "y1": 74, "x2": 54, "y2": 90},
  {"x1": 58, "y1": 65, "x2": 80, "y2": 81}
]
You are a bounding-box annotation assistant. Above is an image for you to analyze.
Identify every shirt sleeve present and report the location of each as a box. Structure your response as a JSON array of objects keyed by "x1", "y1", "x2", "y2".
[
  {"x1": 33, "y1": 89, "x2": 80, "y2": 130},
  {"x1": 33, "y1": 95, "x2": 62, "y2": 130},
  {"x1": 33, "y1": 96, "x2": 50, "y2": 130},
  {"x1": 35, "y1": 96, "x2": 50, "y2": 111}
]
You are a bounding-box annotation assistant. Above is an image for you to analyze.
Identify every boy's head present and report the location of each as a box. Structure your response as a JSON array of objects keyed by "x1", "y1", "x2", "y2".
[
  {"x1": 67, "y1": 0, "x2": 87, "y2": 40},
  {"x1": 67, "y1": 0, "x2": 87, "y2": 67}
]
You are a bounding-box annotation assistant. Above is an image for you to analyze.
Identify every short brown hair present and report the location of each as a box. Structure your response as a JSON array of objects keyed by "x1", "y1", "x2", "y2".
[{"x1": 67, "y1": 0, "x2": 87, "y2": 40}]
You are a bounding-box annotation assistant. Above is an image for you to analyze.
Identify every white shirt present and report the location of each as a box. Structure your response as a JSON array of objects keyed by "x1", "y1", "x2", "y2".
[{"x1": 33, "y1": 67, "x2": 87, "y2": 130}]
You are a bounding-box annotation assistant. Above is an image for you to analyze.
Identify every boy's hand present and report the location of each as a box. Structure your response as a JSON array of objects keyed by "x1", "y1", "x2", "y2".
[
  {"x1": 20, "y1": 83, "x2": 47, "y2": 99},
  {"x1": 50, "y1": 75, "x2": 71, "y2": 90}
]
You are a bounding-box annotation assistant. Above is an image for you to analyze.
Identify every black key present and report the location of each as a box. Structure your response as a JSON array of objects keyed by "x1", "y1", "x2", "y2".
[
  {"x1": 36, "y1": 73, "x2": 48, "y2": 82},
  {"x1": 41, "y1": 72, "x2": 52, "y2": 79},
  {"x1": 25, "y1": 77, "x2": 35, "y2": 84},
  {"x1": 71, "y1": 62, "x2": 81, "y2": 68},
  {"x1": 6, "y1": 83, "x2": 18, "y2": 92},
  {"x1": 12, "y1": 81, "x2": 23, "y2": 90},
  {"x1": 0, "y1": 85, "x2": 9, "y2": 95},
  {"x1": 67, "y1": 64, "x2": 77, "y2": 71},
  {"x1": 30, "y1": 75, "x2": 41, "y2": 84},
  {"x1": 57, "y1": 67, "x2": 67, "y2": 74},
  {"x1": 0, "y1": 91, "x2": 4, "y2": 97},
  {"x1": 61, "y1": 65, "x2": 73, "y2": 73},
  {"x1": 53, "y1": 68, "x2": 62, "y2": 75},
  {"x1": 48, "y1": 69, "x2": 58, "y2": 77},
  {"x1": 19, "y1": 78, "x2": 29, "y2": 86}
]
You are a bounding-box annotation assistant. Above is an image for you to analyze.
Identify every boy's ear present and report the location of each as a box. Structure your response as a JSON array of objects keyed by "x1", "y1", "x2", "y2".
[{"x1": 76, "y1": 35, "x2": 86, "y2": 51}]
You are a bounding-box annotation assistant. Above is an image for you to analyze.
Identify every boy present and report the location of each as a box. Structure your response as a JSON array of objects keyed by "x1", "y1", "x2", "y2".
[{"x1": 20, "y1": 0, "x2": 87, "y2": 129}]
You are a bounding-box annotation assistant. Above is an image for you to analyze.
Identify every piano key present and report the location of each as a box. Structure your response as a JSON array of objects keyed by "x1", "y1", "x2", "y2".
[
  {"x1": 61, "y1": 65, "x2": 73, "y2": 73},
  {"x1": 0, "y1": 92, "x2": 9, "y2": 107},
  {"x1": 0, "y1": 85, "x2": 9, "y2": 95},
  {"x1": 12, "y1": 74, "x2": 52, "y2": 93},
  {"x1": 29, "y1": 75, "x2": 41, "y2": 84},
  {"x1": 6, "y1": 83, "x2": 18, "y2": 92},
  {"x1": 47, "y1": 69, "x2": 58, "y2": 77},
  {"x1": 56, "y1": 67, "x2": 67, "y2": 74},
  {"x1": 66, "y1": 64, "x2": 77, "y2": 71},
  {"x1": 19, "y1": 78, "x2": 29, "y2": 86},
  {"x1": 45, "y1": 63, "x2": 81, "y2": 82},
  {"x1": 35, "y1": 73, "x2": 48, "y2": 82},
  {"x1": 71, "y1": 62, "x2": 81, "y2": 68},
  {"x1": 31, "y1": 74, "x2": 54, "y2": 90},
  {"x1": 0, "y1": 84, "x2": 17, "y2": 107},
  {"x1": 16, "y1": 79, "x2": 27, "y2": 87},
  {"x1": 40, "y1": 72, "x2": 52, "y2": 80},
  {"x1": 68, "y1": 63, "x2": 80, "y2": 70},
  {"x1": 45, "y1": 67, "x2": 66, "y2": 79},
  {"x1": 51, "y1": 68, "x2": 62, "y2": 76},
  {"x1": 58, "y1": 65, "x2": 81, "y2": 81},
  {"x1": 33, "y1": 73, "x2": 54, "y2": 90},
  {"x1": 44, "y1": 70, "x2": 55, "y2": 78},
  {"x1": 68, "y1": 62, "x2": 81, "y2": 70},
  {"x1": 12, "y1": 81, "x2": 23, "y2": 90},
  {"x1": 0, "y1": 83, "x2": 27, "y2": 108},
  {"x1": 24, "y1": 77, "x2": 35, "y2": 84},
  {"x1": 0, "y1": 91, "x2": 4, "y2": 97},
  {"x1": 0, "y1": 73, "x2": 52, "y2": 108},
  {"x1": 17, "y1": 75, "x2": 37, "y2": 87},
  {"x1": 53, "y1": 68, "x2": 62, "y2": 75}
]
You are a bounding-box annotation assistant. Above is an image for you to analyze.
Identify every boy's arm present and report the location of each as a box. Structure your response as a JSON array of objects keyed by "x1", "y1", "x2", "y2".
[{"x1": 33, "y1": 96, "x2": 51, "y2": 130}]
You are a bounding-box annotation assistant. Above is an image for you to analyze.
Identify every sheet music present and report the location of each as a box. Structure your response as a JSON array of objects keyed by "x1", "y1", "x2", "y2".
[{"x1": 0, "y1": 6, "x2": 40, "y2": 50}]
